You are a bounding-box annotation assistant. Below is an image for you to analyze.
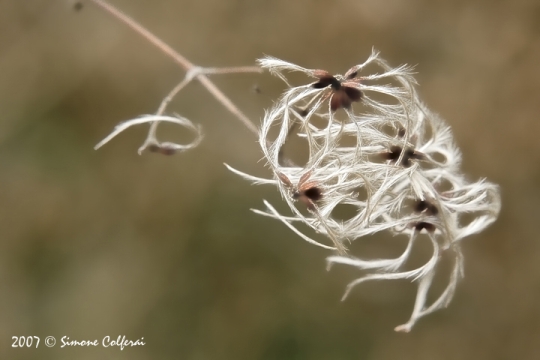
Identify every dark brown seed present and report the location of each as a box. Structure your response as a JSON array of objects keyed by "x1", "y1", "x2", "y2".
[
  {"x1": 311, "y1": 68, "x2": 363, "y2": 111},
  {"x1": 384, "y1": 146, "x2": 425, "y2": 167},
  {"x1": 312, "y1": 80, "x2": 331, "y2": 89},
  {"x1": 330, "y1": 91, "x2": 351, "y2": 111},
  {"x1": 303, "y1": 187, "x2": 323, "y2": 202},
  {"x1": 344, "y1": 86, "x2": 362, "y2": 102},
  {"x1": 385, "y1": 146, "x2": 402, "y2": 162},
  {"x1": 413, "y1": 222, "x2": 436, "y2": 232},
  {"x1": 313, "y1": 75, "x2": 341, "y2": 90}
]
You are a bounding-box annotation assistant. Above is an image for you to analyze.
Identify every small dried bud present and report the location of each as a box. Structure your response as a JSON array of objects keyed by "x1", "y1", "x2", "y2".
[
  {"x1": 310, "y1": 69, "x2": 363, "y2": 111},
  {"x1": 148, "y1": 144, "x2": 177, "y2": 156}
]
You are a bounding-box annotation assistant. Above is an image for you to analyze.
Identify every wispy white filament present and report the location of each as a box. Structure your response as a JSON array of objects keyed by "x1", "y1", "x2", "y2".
[
  {"x1": 95, "y1": 114, "x2": 203, "y2": 154},
  {"x1": 229, "y1": 50, "x2": 501, "y2": 331}
]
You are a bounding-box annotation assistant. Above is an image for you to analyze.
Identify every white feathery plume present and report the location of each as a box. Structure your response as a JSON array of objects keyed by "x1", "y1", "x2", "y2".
[
  {"x1": 228, "y1": 50, "x2": 501, "y2": 331},
  {"x1": 95, "y1": 114, "x2": 203, "y2": 155}
]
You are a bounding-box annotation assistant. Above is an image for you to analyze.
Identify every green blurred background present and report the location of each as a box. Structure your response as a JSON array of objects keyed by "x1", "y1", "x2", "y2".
[{"x1": 1, "y1": 0, "x2": 539, "y2": 359}]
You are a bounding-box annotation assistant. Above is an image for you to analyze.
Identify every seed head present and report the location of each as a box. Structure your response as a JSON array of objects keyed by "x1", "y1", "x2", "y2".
[{"x1": 228, "y1": 49, "x2": 501, "y2": 331}]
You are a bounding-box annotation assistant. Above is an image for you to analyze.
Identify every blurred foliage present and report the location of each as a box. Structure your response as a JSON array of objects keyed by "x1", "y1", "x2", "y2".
[{"x1": 1, "y1": 0, "x2": 540, "y2": 359}]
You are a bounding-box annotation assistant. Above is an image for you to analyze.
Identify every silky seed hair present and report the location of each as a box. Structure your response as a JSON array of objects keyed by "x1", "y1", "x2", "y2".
[{"x1": 228, "y1": 50, "x2": 500, "y2": 332}]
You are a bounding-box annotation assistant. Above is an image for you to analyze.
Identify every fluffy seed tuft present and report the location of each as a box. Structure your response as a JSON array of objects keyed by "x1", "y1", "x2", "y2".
[{"x1": 229, "y1": 50, "x2": 501, "y2": 331}]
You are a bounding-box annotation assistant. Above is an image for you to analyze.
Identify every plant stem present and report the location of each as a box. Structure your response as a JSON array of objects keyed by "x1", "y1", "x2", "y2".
[{"x1": 88, "y1": 0, "x2": 260, "y2": 136}]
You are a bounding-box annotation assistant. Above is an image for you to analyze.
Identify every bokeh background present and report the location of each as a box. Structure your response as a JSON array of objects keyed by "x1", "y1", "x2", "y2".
[{"x1": 1, "y1": 0, "x2": 539, "y2": 359}]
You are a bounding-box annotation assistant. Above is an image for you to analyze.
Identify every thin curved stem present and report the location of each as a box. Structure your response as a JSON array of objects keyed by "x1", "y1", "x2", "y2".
[
  {"x1": 88, "y1": 0, "x2": 193, "y2": 70},
  {"x1": 88, "y1": 0, "x2": 259, "y2": 136}
]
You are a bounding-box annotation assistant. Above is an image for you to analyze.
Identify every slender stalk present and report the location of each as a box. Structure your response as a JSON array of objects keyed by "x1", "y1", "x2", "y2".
[
  {"x1": 88, "y1": 0, "x2": 260, "y2": 136},
  {"x1": 88, "y1": 0, "x2": 193, "y2": 70},
  {"x1": 156, "y1": 78, "x2": 191, "y2": 116},
  {"x1": 200, "y1": 66, "x2": 262, "y2": 75}
]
